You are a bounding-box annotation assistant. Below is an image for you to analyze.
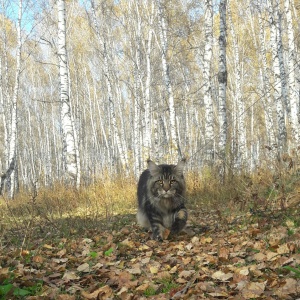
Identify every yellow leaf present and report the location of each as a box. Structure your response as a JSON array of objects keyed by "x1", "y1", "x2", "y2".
[
  {"x1": 135, "y1": 283, "x2": 150, "y2": 293},
  {"x1": 211, "y1": 270, "x2": 233, "y2": 281},
  {"x1": 277, "y1": 243, "x2": 290, "y2": 254},
  {"x1": 150, "y1": 266, "x2": 159, "y2": 274},
  {"x1": 201, "y1": 236, "x2": 212, "y2": 244},
  {"x1": 241, "y1": 281, "x2": 265, "y2": 299},
  {"x1": 285, "y1": 219, "x2": 295, "y2": 229}
]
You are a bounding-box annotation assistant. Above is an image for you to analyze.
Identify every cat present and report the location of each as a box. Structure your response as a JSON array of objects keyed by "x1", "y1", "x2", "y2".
[{"x1": 137, "y1": 159, "x2": 188, "y2": 241}]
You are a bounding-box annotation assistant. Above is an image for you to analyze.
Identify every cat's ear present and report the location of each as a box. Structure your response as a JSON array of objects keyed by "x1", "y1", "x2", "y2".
[
  {"x1": 174, "y1": 158, "x2": 186, "y2": 175},
  {"x1": 147, "y1": 159, "x2": 160, "y2": 176}
]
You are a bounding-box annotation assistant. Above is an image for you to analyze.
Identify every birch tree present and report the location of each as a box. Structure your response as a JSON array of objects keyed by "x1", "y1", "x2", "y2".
[
  {"x1": 258, "y1": 12, "x2": 276, "y2": 151},
  {"x1": 268, "y1": 0, "x2": 287, "y2": 154},
  {"x1": 284, "y1": 0, "x2": 299, "y2": 148},
  {"x1": 143, "y1": 2, "x2": 155, "y2": 161},
  {"x1": 90, "y1": 0, "x2": 129, "y2": 171},
  {"x1": 202, "y1": 0, "x2": 214, "y2": 165},
  {"x1": 0, "y1": 0, "x2": 22, "y2": 198},
  {"x1": 218, "y1": 0, "x2": 227, "y2": 177},
  {"x1": 228, "y1": 3, "x2": 246, "y2": 169},
  {"x1": 156, "y1": 0, "x2": 181, "y2": 159},
  {"x1": 57, "y1": 0, "x2": 80, "y2": 187}
]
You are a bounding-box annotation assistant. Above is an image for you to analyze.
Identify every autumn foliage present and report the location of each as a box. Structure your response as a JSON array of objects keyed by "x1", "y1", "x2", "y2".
[{"x1": 0, "y1": 169, "x2": 300, "y2": 299}]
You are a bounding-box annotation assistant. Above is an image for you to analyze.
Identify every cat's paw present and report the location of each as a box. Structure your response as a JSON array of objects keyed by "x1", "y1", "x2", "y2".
[
  {"x1": 171, "y1": 220, "x2": 186, "y2": 234},
  {"x1": 152, "y1": 233, "x2": 163, "y2": 242}
]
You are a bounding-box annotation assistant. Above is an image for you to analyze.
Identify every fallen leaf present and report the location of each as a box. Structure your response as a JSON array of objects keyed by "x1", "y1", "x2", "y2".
[
  {"x1": 178, "y1": 270, "x2": 195, "y2": 279},
  {"x1": 57, "y1": 248, "x2": 67, "y2": 257},
  {"x1": 241, "y1": 281, "x2": 265, "y2": 299},
  {"x1": 32, "y1": 255, "x2": 44, "y2": 263},
  {"x1": 81, "y1": 285, "x2": 113, "y2": 300},
  {"x1": 218, "y1": 247, "x2": 230, "y2": 261},
  {"x1": 211, "y1": 270, "x2": 233, "y2": 282},
  {"x1": 163, "y1": 228, "x2": 170, "y2": 239},
  {"x1": 266, "y1": 251, "x2": 278, "y2": 261},
  {"x1": 191, "y1": 236, "x2": 199, "y2": 244},
  {"x1": 150, "y1": 266, "x2": 159, "y2": 274},
  {"x1": 127, "y1": 268, "x2": 141, "y2": 275},
  {"x1": 135, "y1": 283, "x2": 150, "y2": 293},
  {"x1": 201, "y1": 236, "x2": 212, "y2": 244},
  {"x1": 57, "y1": 295, "x2": 76, "y2": 300},
  {"x1": 274, "y1": 278, "x2": 299, "y2": 297},
  {"x1": 120, "y1": 238, "x2": 135, "y2": 248},
  {"x1": 277, "y1": 243, "x2": 290, "y2": 254},
  {"x1": 62, "y1": 271, "x2": 79, "y2": 281},
  {"x1": 252, "y1": 252, "x2": 266, "y2": 262},
  {"x1": 208, "y1": 291, "x2": 228, "y2": 297},
  {"x1": 77, "y1": 263, "x2": 90, "y2": 273},
  {"x1": 238, "y1": 267, "x2": 249, "y2": 276}
]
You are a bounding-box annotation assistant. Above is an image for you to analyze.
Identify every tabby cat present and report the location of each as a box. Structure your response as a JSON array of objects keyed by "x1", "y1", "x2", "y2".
[{"x1": 137, "y1": 159, "x2": 187, "y2": 241}]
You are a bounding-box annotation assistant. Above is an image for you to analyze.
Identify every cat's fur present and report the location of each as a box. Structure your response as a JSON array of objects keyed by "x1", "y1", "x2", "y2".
[{"x1": 137, "y1": 159, "x2": 187, "y2": 241}]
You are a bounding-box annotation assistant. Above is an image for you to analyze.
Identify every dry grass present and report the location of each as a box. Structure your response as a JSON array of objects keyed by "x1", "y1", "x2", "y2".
[
  {"x1": 1, "y1": 165, "x2": 300, "y2": 248},
  {"x1": 0, "y1": 176, "x2": 137, "y2": 248}
]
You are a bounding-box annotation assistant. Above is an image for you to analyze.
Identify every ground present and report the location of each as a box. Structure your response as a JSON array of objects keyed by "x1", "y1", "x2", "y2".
[{"x1": 1, "y1": 206, "x2": 300, "y2": 299}]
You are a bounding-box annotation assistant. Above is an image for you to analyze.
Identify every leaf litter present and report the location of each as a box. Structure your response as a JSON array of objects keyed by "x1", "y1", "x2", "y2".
[{"x1": 1, "y1": 209, "x2": 300, "y2": 299}]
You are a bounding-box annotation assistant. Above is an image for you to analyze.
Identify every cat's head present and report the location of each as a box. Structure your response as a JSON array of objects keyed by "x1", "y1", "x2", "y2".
[{"x1": 147, "y1": 159, "x2": 186, "y2": 199}]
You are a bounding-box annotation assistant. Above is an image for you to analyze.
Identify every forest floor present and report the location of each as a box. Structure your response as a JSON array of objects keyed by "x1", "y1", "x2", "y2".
[{"x1": 1, "y1": 170, "x2": 300, "y2": 299}]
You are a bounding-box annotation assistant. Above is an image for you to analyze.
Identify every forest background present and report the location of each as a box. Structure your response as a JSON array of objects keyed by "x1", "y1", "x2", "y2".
[
  {"x1": 1, "y1": 0, "x2": 300, "y2": 195},
  {"x1": 1, "y1": 0, "x2": 300, "y2": 299}
]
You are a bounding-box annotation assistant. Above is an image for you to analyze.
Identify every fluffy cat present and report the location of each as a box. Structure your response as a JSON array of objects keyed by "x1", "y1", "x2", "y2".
[{"x1": 137, "y1": 159, "x2": 187, "y2": 241}]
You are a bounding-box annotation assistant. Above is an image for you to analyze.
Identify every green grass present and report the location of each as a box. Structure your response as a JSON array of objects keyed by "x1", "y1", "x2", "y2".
[{"x1": 283, "y1": 266, "x2": 300, "y2": 278}]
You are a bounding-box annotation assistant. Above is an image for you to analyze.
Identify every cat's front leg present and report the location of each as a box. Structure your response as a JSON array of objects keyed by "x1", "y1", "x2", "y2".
[
  {"x1": 151, "y1": 222, "x2": 165, "y2": 241},
  {"x1": 171, "y1": 207, "x2": 188, "y2": 234}
]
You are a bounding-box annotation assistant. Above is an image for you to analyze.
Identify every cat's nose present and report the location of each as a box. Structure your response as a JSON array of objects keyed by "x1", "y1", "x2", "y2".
[{"x1": 163, "y1": 184, "x2": 170, "y2": 191}]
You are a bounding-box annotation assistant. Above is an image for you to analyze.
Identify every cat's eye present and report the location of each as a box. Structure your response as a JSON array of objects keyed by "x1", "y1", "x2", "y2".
[
  {"x1": 170, "y1": 180, "x2": 176, "y2": 185},
  {"x1": 156, "y1": 180, "x2": 163, "y2": 185}
]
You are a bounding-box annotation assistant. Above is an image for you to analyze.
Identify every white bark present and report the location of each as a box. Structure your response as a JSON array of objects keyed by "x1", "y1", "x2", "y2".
[
  {"x1": 284, "y1": 0, "x2": 299, "y2": 147},
  {"x1": 157, "y1": 0, "x2": 181, "y2": 158},
  {"x1": 228, "y1": 4, "x2": 246, "y2": 169},
  {"x1": 5, "y1": 0, "x2": 22, "y2": 198},
  {"x1": 268, "y1": 0, "x2": 287, "y2": 154},
  {"x1": 143, "y1": 7, "x2": 154, "y2": 160},
  {"x1": 258, "y1": 13, "x2": 276, "y2": 149},
  {"x1": 218, "y1": 0, "x2": 227, "y2": 171},
  {"x1": 203, "y1": 0, "x2": 214, "y2": 164},
  {"x1": 90, "y1": 0, "x2": 128, "y2": 171},
  {"x1": 57, "y1": 0, "x2": 80, "y2": 186}
]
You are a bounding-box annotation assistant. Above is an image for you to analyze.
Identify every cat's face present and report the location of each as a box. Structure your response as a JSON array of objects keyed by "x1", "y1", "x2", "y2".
[
  {"x1": 153, "y1": 176, "x2": 180, "y2": 198},
  {"x1": 147, "y1": 160, "x2": 186, "y2": 199}
]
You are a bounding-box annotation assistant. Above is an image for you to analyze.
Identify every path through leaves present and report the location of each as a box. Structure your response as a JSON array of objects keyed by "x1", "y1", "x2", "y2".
[{"x1": 1, "y1": 210, "x2": 300, "y2": 299}]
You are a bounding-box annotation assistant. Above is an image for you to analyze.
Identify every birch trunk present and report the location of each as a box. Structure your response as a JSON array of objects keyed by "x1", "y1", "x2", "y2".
[
  {"x1": 143, "y1": 2, "x2": 155, "y2": 160},
  {"x1": 3, "y1": 0, "x2": 22, "y2": 198},
  {"x1": 258, "y1": 13, "x2": 276, "y2": 149},
  {"x1": 268, "y1": 0, "x2": 287, "y2": 154},
  {"x1": 157, "y1": 0, "x2": 181, "y2": 158},
  {"x1": 90, "y1": 0, "x2": 128, "y2": 171},
  {"x1": 218, "y1": 0, "x2": 227, "y2": 176},
  {"x1": 228, "y1": 4, "x2": 246, "y2": 170},
  {"x1": 57, "y1": 0, "x2": 80, "y2": 187},
  {"x1": 203, "y1": 0, "x2": 214, "y2": 165},
  {"x1": 284, "y1": 0, "x2": 299, "y2": 147}
]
